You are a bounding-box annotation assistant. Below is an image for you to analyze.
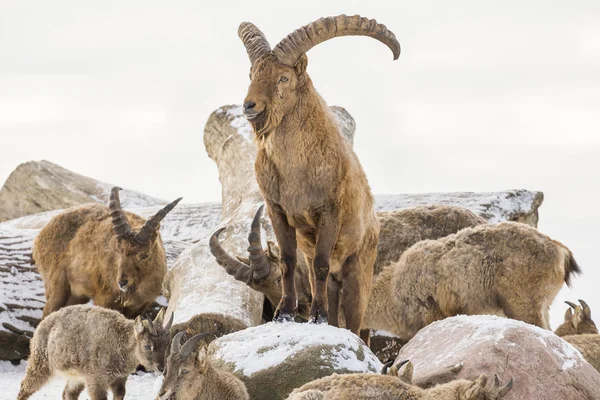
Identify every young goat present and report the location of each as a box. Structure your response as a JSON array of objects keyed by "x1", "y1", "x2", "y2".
[
  {"x1": 563, "y1": 334, "x2": 600, "y2": 373},
  {"x1": 238, "y1": 15, "x2": 401, "y2": 333},
  {"x1": 554, "y1": 299, "x2": 598, "y2": 336},
  {"x1": 286, "y1": 366, "x2": 512, "y2": 400},
  {"x1": 158, "y1": 332, "x2": 249, "y2": 400},
  {"x1": 33, "y1": 187, "x2": 181, "y2": 319},
  {"x1": 17, "y1": 304, "x2": 173, "y2": 400},
  {"x1": 364, "y1": 222, "x2": 580, "y2": 341}
]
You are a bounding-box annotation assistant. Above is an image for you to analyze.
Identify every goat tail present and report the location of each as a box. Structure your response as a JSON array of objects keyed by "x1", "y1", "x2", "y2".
[{"x1": 563, "y1": 249, "x2": 582, "y2": 287}]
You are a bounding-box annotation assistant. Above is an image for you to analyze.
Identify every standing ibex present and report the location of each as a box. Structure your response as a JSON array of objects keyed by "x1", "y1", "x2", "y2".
[
  {"x1": 286, "y1": 369, "x2": 512, "y2": 400},
  {"x1": 17, "y1": 304, "x2": 173, "y2": 400},
  {"x1": 210, "y1": 205, "x2": 486, "y2": 324},
  {"x1": 158, "y1": 332, "x2": 250, "y2": 400},
  {"x1": 554, "y1": 299, "x2": 598, "y2": 336},
  {"x1": 33, "y1": 187, "x2": 181, "y2": 319},
  {"x1": 238, "y1": 15, "x2": 400, "y2": 334}
]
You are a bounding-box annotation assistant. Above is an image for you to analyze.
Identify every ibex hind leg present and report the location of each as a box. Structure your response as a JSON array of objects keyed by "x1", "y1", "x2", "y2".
[
  {"x1": 341, "y1": 251, "x2": 375, "y2": 337},
  {"x1": 110, "y1": 377, "x2": 127, "y2": 400},
  {"x1": 41, "y1": 271, "x2": 71, "y2": 319},
  {"x1": 502, "y1": 296, "x2": 548, "y2": 329},
  {"x1": 86, "y1": 381, "x2": 108, "y2": 400},
  {"x1": 62, "y1": 381, "x2": 85, "y2": 400},
  {"x1": 17, "y1": 358, "x2": 52, "y2": 400}
]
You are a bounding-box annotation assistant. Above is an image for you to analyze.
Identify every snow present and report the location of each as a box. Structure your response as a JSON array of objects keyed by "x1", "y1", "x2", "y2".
[
  {"x1": 0, "y1": 361, "x2": 162, "y2": 399},
  {"x1": 213, "y1": 322, "x2": 383, "y2": 377},
  {"x1": 217, "y1": 105, "x2": 254, "y2": 142},
  {"x1": 414, "y1": 315, "x2": 585, "y2": 371}
]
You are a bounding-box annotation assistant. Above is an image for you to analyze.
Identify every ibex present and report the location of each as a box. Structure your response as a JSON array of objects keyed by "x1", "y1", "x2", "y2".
[
  {"x1": 158, "y1": 332, "x2": 249, "y2": 400},
  {"x1": 33, "y1": 187, "x2": 181, "y2": 319},
  {"x1": 238, "y1": 15, "x2": 400, "y2": 333},
  {"x1": 286, "y1": 367, "x2": 512, "y2": 400},
  {"x1": 554, "y1": 299, "x2": 598, "y2": 336},
  {"x1": 210, "y1": 205, "x2": 486, "y2": 325},
  {"x1": 563, "y1": 334, "x2": 600, "y2": 373},
  {"x1": 363, "y1": 222, "x2": 580, "y2": 341},
  {"x1": 17, "y1": 304, "x2": 173, "y2": 400}
]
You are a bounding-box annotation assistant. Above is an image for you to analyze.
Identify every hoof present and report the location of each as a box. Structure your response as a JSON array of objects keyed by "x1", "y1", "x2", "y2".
[
  {"x1": 273, "y1": 310, "x2": 295, "y2": 323},
  {"x1": 308, "y1": 314, "x2": 328, "y2": 325}
]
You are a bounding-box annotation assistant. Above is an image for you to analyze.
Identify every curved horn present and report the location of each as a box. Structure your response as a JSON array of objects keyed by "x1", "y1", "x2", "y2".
[
  {"x1": 109, "y1": 187, "x2": 132, "y2": 239},
  {"x1": 134, "y1": 197, "x2": 182, "y2": 245},
  {"x1": 565, "y1": 301, "x2": 579, "y2": 310},
  {"x1": 179, "y1": 333, "x2": 212, "y2": 358},
  {"x1": 381, "y1": 360, "x2": 393, "y2": 375},
  {"x1": 209, "y1": 228, "x2": 252, "y2": 284},
  {"x1": 273, "y1": 15, "x2": 401, "y2": 67},
  {"x1": 579, "y1": 299, "x2": 592, "y2": 318},
  {"x1": 248, "y1": 205, "x2": 270, "y2": 280},
  {"x1": 163, "y1": 311, "x2": 174, "y2": 331},
  {"x1": 170, "y1": 332, "x2": 186, "y2": 355},
  {"x1": 498, "y1": 378, "x2": 513, "y2": 398},
  {"x1": 144, "y1": 315, "x2": 157, "y2": 336},
  {"x1": 239, "y1": 22, "x2": 272, "y2": 65}
]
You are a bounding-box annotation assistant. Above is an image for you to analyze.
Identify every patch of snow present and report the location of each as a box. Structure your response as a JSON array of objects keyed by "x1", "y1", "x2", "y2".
[
  {"x1": 213, "y1": 322, "x2": 382, "y2": 377},
  {"x1": 226, "y1": 105, "x2": 254, "y2": 142}
]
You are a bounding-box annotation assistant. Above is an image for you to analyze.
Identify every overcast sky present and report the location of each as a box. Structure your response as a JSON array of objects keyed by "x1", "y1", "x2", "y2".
[{"x1": 1, "y1": 0, "x2": 599, "y2": 328}]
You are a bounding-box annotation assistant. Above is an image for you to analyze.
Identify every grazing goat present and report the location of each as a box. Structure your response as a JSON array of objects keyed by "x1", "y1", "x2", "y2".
[
  {"x1": 158, "y1": 332, "x2": 249, "y2": 400},
  {"x1": 564, "y1": 334, "x2": 600, "y2": 373},
  {"x1": 33, "y1": 187, "x2": 181, "y2": 319},
  {"x1": 363, "y1": 222, "x2": 580, "y2": 341},
  {"x1": 17, "y1": 304, "x2": 173, "y2": 400},
  {"x1": 286, "y1": 369, "x2": 512, "y2": 400},
  {"x1": 555, "y1": 299, "x2": 598, "y2": 336},
  {"x1": 210, "y1": 205, "x2": 486, "y2": 324},
  {"x1": 238, "y1": 15, "x2": 401, "y2": 333}
]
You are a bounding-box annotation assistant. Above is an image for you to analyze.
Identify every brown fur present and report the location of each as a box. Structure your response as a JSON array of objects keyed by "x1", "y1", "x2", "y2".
[
  {"x1": 554, "y1": 300, "x2": 598, "y2": 336},
  {"x1": 364, "y1": 222, "x2": 580, "y2": 341},
  {"x1": 564, "y1": 334, "x2": 600, "y2": 373},
  {"x1": 17, "y1": 304, "x2": 171, "y2": 400},
  {"x1": 33, "y1": 203, "x2": 167, "y2": 319},
  {"x1": 286, "y1": 367, "x2": 512, "y2": 400},
  {"x1": 245, "y1": 53, "x2": 380, "y2": 333},
  {"x1": 158, "y1": 334, "x2": 249, "y2": 400}
]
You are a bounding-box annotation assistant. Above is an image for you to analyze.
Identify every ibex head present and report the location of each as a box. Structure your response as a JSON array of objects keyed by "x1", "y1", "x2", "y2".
[
  {"x1": 564, "y1": 299, "x2": 598, "y2": 334},
  {"x1": 109, "y1": 187, "x2": 181, "y2": 293},
  {"x1": 239, "y1": 15, "x2": 400, "y2": 138},
  {"x1": 459, "y1": 374, "x2": 513, "y2": 400},
  {"x1": 133, "y1": 307, "x2": 174, "y2": 373}
]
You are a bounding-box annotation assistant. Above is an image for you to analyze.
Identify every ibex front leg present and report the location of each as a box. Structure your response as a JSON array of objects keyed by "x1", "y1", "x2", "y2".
[
  {"x1": 269, "y1": 204, "x2": 298, "y2": 322},
  {"x1": 310, "y1": 211, "x2": 340, "y2": 325}
]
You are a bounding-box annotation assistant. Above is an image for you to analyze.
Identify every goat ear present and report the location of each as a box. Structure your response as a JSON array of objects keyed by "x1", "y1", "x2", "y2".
[
  {"x1": 134, "y1": 316, "x2": 145, "y2": 335},
  {"x1": 294, "y1": 54, "x2": 308, "y2": 76},
  {"x1": 398, "y1": 361, "x2": 413, "y2": 384},
  {"x1": 267, "y1": 241, "x2": 280, "y2": 259},
  {"x1": 196, "y1": 346, "x2": 209, "y2": 372},
  {"x1": 154, "y1": 308, "x2": 166, "y2": 326},
  {"x1": 464, "y1": 375, "x2": 487, "y2": 400},
  {"x1": 564, "y1": 307, "x2": 573, "y2": 322}
]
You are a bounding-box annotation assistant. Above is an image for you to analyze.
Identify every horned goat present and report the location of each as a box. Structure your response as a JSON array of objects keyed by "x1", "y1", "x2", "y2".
[
  {"x1": 363, "y1": 221, "x2": 580, "y2": 340},
  {"x1": 238, "y1": 15, "x2": 401, "y2": 333},
  {"x1": 17, "y1": 304, "x2": 173, "y2": 400},
  {"x1": 286, "y1": 366, "x2": 512, "y2": 400},
  {"x1": 563, "y1": 334, "x2": 600, "y2": 373},
  {"x1": 158, "y1": 332, "x2": 249, "y2": 400},
  {"x1": 554, "y1": 299, "x2": 598, "y2": 336},
  {"x1": 210, "y1": 205, "x2": 487, "y2": 324},
  {"x1": 33, "y1": 187, "x2": 181, "y2": 319}
]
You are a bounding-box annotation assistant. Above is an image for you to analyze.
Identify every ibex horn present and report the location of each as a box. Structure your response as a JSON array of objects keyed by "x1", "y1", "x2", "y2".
[
  {"x1": 248, "y1": 205, "x2": 270, "y2": 280},
  {"x1": 134, "y1": 197, "x2": 182, "y2": 245},
  {"x1": 170, "y1": 331, "x2": 186, "y2": 355},
  {"x1": 238, "y1": 22, "x2": 272, "y2": 65},
  {"x1": 579, "y1": 299, "x2": 591, "y2": 318},
  {"x1": 209, "y1": 228, "x2": 253, "y2": 284},
  {"x1": 179, "y1": 332, "x2": 212, "y2": 358},
  {"x1": 109, "y1": 187, "x2": 133, "y2": 239}
]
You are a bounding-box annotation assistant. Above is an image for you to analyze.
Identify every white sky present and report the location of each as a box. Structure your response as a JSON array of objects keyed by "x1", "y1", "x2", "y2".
[{"x1": 1, "y1": 0, "x2": 599, "y2": 328}]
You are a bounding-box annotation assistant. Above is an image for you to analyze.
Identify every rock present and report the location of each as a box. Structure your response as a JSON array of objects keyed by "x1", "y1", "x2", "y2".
[
  {"x1": 368, "y1": 330, "x2": 405, "y2": 363},
  {"x1": 0, "y1": 160, "x2": 165, "y2": 222},
  {"x1": 208, "y1": 322, "x2": 382, "y2": 400},
  {"x1": 395, "y1": 315, "x2": 600, "y2": 400}
]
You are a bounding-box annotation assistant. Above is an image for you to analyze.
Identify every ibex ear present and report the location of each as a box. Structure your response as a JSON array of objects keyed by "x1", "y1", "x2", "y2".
[
  {"x1": 294, "y1": 54, "x2": 308, "y2": 76},
  {"x1": 398, "y1": 361, "x2": 413, "y2": 384},
  {"x1": 464, "y1": 374, "x2": 487, "y2": 400},
  {"x1": 134, "y1": 316, "x2": 145, "y2": 336},
  {"x1": 196, "y1": 346, "x2": 209, "y2": 373},
  {"x1": 154, "y1": 307, "x2": 166, "y2": 326},
  {"x1": 564, "y1": 307, "x2": 573, "y2": 322},
  {"x1": 267, "y1": 241, "x2": 280, "y2": 259}
]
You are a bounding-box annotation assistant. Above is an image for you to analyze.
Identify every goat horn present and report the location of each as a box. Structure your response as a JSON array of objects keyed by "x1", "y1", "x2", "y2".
[
  {"x1": 273, "y1": 15, "x2": 401, "y2": 67},
  {"x1": 565, "y1": 301, "x2": 579, "y2": 310},
  {"x1": 248, "y1": 205, "x2": 270, "y2": 280},
  {"x1": 381, "y1": 360, "x2": 393, "y2": 375},
  {"x1": 209, "y1": 228, "x2": 253, "y2": 284},
  {"x1": 163, "y1": 311, "x2": 174, "y2": 331},
  {"x1": 171, "y1": 332, "x2": 186, "y2": 355},
  {"x1": 498, "y1": 378, "x2": 513, "y2": 397},
  {"x1": 179, "y1": 332, "x2": 212, "y2": 358},
  {"x1": 239, "y1": 22, "x2": 272, "y2": 65},
  {"x1": 109, "y1": 187, "x2": 133, "y2": 239},
  {"x1": 134, "y1": 197, "x2": 182, "y2": 245},
  {"x1": 144, "y1": 315, "x2": 157, "y2": 336},
  {"x1": 579, "y1": 299, "x2": 591, "y2": 318}
]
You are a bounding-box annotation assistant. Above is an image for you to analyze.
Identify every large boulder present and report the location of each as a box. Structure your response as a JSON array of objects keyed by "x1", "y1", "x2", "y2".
[
  {"x1": 0, "y1": 160, "x2": 165, "y2": 222},
  {"x1": 395, "y1": 315, "x2": 600, "y2": 400},
  {"x1": 208, "y1": 322, "x2": 382, "y2": 400}
]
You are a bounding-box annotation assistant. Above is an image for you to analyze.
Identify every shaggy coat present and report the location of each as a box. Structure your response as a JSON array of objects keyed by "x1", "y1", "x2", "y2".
[
  {"x1": 364, "y1": 222, "x2": 580, "y2": 341},
  {"x1": 238, "y1": 15, "x2": 400, "y2": 334},
  {"x1": 554, "y1": 300, "x2": 598, "y2": 336},
  {"x1": 17, "y1": 304, "x2": 172, "y2": 400},
  {"x1": 564, "y1": 334, "x2": 600, "y2": 373},
  {"x1": 158, "y1": 332, "x2": 249, "y2": 400},
  {"x1": 286, "y1": 370, "x2": 512, "y2": 400},
  {"x1": 33, "y1": 188, "x2": 180, "y2": 319}
]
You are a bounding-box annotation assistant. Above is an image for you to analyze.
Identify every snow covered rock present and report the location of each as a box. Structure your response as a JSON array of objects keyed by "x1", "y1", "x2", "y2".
[
  {"x1": 0, "y1": 160, "x2": 165, "y2": 222},
  {"x1": 208, "y1": 322, "x2": 382, "y2": 400},
  {"x1": 395, "y1": 315, "x2": 600, "y2": 400}
]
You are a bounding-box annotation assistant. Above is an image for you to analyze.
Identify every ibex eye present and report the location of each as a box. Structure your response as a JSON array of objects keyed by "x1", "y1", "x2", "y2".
[
  {"x1": 144, "y1": 345, "x2": 151, "y2": 351},
  {"x1": 140, "y1": 254, "x2": 149, "y2": 260},
  {"x1": 279, "y1": 76, "x2": 288, "y2": 83},
  {"x1": 181, "y1": 369, "x2": 189, "y2": 375}
]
